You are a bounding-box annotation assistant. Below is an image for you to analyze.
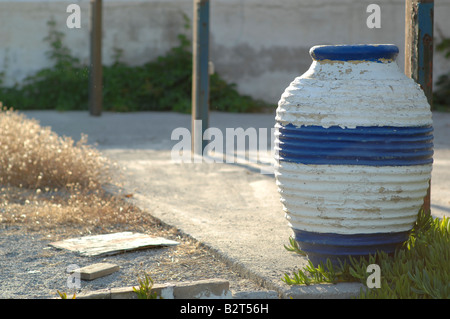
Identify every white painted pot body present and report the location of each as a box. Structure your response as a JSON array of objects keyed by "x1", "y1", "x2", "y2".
[{"x1": 274, "y1": 44, "x2": 433, "y2": 265}]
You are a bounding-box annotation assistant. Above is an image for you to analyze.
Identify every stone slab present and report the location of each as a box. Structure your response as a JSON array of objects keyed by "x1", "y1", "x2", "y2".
[
  {"x1": 74, "y1": 278, "x2": 232, "y2": 299},
  {"x1": 49, "y1": 232, "x2": 179, "y2": 257},
  {"x1": 172, "y1": 279, "x2": 231, "y2": 299},
  {"x1": 73, "y1": 263, "x2": 120, "y2": 281}
]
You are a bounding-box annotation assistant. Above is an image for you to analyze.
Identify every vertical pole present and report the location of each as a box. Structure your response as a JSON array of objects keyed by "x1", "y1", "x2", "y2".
[
  {"x1": 89, "y1": 0, "x2": 103, "y2": 116},
  {"x1": 192, "y1": 0, "x2": 210, "y2": 157},
  {"x1": 405, "y1": 0, "x2": 434, "y2": 214}
]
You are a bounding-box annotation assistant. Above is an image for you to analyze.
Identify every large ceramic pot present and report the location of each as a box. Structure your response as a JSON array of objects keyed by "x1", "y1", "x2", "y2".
[{"x1": 274, "y1": 44, "x2": 433, "y2": 266}]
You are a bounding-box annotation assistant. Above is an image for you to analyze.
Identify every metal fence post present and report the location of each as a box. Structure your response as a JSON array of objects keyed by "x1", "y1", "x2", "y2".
[
  {"x1": 192, "y1": 0, "x2": 210, "y2": 157},
  {"x1": 89, "y1": 0, "x2": 103, "y2": 116},
  {"x1": 405, "y1": 0, "x2": 434, "y2": 214}
]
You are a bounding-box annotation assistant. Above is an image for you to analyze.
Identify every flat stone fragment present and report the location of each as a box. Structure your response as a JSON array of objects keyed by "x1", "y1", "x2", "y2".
[
  {"x1": 73, "y1": 263, "x2": 120, "y2": 281},
  {"x1": 49, "y1": 232, "x2": 179, "y2": 257}
]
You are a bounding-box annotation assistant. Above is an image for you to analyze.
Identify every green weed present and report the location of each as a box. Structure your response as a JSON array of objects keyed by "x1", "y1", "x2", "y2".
[{"x1": 133, "y1": 273, "x2": 160, "y2": 299}]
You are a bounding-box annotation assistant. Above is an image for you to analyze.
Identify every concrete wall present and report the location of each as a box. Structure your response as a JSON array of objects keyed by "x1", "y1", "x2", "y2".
[{"x1": 1, "y1": 0, "x2": 449, "y2": 104}]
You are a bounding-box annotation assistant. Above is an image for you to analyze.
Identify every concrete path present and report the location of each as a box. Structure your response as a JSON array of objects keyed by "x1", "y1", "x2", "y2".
[{"x1": 23, "y1": 110, "x2": 450, "y2": 298}]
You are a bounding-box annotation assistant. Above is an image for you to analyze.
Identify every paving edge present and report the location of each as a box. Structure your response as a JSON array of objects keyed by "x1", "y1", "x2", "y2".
[
  {"x1": 75, "y1": 278, "x2": 232, "y2": 299},
  {"x1": 281, "y1": 282, "x2": 365, "y2": 299}
]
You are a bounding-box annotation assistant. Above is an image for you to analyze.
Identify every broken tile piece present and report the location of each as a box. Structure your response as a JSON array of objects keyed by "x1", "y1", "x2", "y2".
[
  {"x1": 49, "y1": 232, "x2": 179, "y2": 257},
  {"x1": 73, "y1": 263, "x2": 120, "y2": 281}
]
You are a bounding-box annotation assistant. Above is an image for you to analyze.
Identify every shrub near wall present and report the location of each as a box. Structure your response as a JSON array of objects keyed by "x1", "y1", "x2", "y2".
[{"x1": 0, "y1": 20, "x2": 270, "y2": 113}]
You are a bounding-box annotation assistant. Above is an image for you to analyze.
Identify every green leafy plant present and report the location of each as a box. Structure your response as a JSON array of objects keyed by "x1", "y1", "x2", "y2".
[
  {"x1": 133, "y1": 272, "x2": 160, "y2": 299},
  {"x1": 283, "y1": 210, "x2": 450, "y2": 299},
  {"x1": 283, "y1": 236, "x2": 306, "y2": 256},
  {"x1": 0, "y1": 16, "x2": 271, "y2": 113},
  {"x1": 282, "y1": 259, "x2": 340, "y2": 285}
]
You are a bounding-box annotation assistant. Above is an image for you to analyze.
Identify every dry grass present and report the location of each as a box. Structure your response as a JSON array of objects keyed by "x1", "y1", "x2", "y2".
[
  {"x1": 0, "y1": 106, "x2": 108, "y2": 190},
  {"x1": 0, "y1": 106, "x2": 170, "y2": 239},
  {"x1": 0, "y1": 186, "x2": 172, "y2": 239}
]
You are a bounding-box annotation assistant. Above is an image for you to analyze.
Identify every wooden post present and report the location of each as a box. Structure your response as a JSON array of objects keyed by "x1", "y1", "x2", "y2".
[
  {"x1": 405, "y1": 0, "x2": 434, "y2": 214},
  {"x1": 89, "y1": 0, "x2": 103, "y2": 116},
  {"x1": 192, "y1": 0, "x2": 210, "y2": 156}
]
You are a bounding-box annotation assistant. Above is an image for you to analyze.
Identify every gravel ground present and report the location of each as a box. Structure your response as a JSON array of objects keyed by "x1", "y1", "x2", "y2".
[{"x1": 0, "y1": 222, "x2": 272, "y2": 299}]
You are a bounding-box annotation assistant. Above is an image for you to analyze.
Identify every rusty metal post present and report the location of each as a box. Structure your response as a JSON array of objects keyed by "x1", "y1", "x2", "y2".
[
  {"x1": 192, "y1": 0, "x2": 210, "y2": 156},
  {"x1": 89, "y1": 0, "x2": 103, "y2": 116},
  {"x1": 405, "y1": 0, "x2": 434, "y2": 214}
]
